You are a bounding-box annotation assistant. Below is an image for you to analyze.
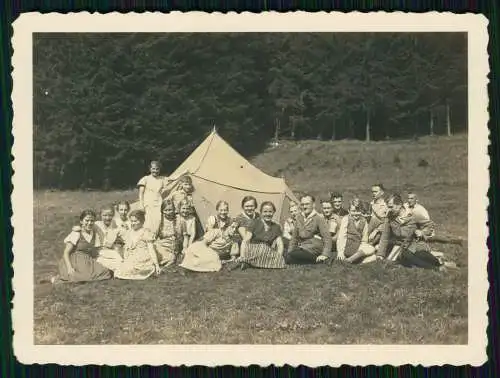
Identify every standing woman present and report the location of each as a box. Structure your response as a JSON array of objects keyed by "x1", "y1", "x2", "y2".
[
  {"x1": 236, "y1": 201, "x2": 286, "y2": 270},
  {"x1": 154, "y1": 199, "x2": 186, "y2": 267},
  {"x1": 114, "y1": 210, "x2": 161, "y2": 280},
  {"x1": 54, "y1": 210, "x2": 112, "y2": 283},
  {"x1": 234, "y1": 196, "x2": 260, "y2": 258},
  {"x1": 137, "y1": 161, "x2": 169, "y2": 234}
]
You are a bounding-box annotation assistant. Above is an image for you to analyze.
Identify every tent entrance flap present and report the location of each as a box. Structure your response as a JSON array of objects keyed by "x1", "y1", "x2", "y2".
[{"x1": 130, "y1": 129, "x2": 298, "y2": 230}]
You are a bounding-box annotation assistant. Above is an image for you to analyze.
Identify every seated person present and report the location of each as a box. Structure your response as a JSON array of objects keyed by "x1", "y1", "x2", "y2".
[
  {"x1": 114, "y1": 210, "x2": 161, "y2": 280},
  {"x1": 235, "y1": 201, "x2": 286, "y2": 270},
  {"x1": 94, "y1": 205, "x2": 124, "y2": 270},
  {"x1": 367, "y1": 184, "x2": 389, "y2": 247},
  {"x1": 234, "y1": 196, "x2": 260, "y2": 258},
  {"x1": 206, "y1": 200, "x2": 232, "y2": 231},
  {"x1": 114, "y1": 200, "x2": 131, "y2": 231},
  {"x1": 282, "y1": 202, "x2": 300, "y2": 250},
  {"x1": 53, "y1": 210, "x2": 112, "y2": 284},
  {"x1": 179, "y1": 221, "x2": 240, "y2": 272},
  {"x1": 336, "y1": 201, "x2": 377, "y2": 264},
  {"x1": 405, "y1": 192, "x2": 462, "y2": 245},
  {"x1": 205, "y1": 200, "x2": 239, "y2": 258},
  {"x1": 153, "y1": 199, "x2": 186, "y2": 267},
  {"x1": 330, "y1": 192, "x2": 349, "y2": 223},
  {"x1": 167, "y1": 175, "x2": 194, "y2": 214},
  {"x1": 376, "y1": 194, "x2": 457, "y2": 270},
  {"x1": 177, "y1": 199, "x2": 198, "y2": 249},
  {"x1": 286, "y1": 194, "x2": 333, "y2": 264},
  {"x1": 320, "y1": 197, "x2": 346, "y2": 253}
]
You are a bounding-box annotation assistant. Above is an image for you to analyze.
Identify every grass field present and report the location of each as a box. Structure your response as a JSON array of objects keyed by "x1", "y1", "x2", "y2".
[{"x1": 34, "y1": 134, "x2": 468, "y2": 345}]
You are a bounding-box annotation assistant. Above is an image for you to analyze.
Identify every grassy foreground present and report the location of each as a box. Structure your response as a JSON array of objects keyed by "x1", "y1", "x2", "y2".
[{"x1": 34, "y1": 135, "x2": 468, "y2": 344}]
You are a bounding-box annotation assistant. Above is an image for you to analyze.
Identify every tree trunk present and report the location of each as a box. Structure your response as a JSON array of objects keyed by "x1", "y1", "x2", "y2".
[
  {"x1": 365, "y1": 109, "x2": 371, "y2": 142},
  {"x1": 331, "y1": 119, "x2": 336, "y2": 141},
  {"x1": 274, "y1": 117, "x2": 280, "y2": 142},
  {"x1": 446, "y1": 102, "x2": 452, "y2": 136},
  {"x1": 430, "y1": 109, "x2": 434, "y2": 136},
  {"x1": 58, "y1": 165, "x2": 65, "y2": 190}
]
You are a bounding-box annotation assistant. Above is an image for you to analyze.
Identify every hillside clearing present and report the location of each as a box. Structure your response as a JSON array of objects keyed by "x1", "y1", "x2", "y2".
[{"x1": 33, "y1": 135, "x2": 468, "y2": 344}]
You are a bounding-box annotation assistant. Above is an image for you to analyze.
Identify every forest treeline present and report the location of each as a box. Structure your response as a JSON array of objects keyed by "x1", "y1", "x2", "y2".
[{"x1": 33, "y1": 32, "x2": 467, "y2": 189}]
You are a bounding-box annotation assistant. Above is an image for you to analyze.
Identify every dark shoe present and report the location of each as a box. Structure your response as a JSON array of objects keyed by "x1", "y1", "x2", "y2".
[{"x1": 226, "y1": 260, "x2": 242, "y2": 271}]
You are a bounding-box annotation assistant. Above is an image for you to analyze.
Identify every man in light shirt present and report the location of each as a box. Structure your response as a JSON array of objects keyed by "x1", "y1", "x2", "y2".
[
  {"x1": 404, "y1": 192, "x2": 431, "y2": 221},
  {"x1": 404, "y1": 192, "x2": 462, "y2": 246}
]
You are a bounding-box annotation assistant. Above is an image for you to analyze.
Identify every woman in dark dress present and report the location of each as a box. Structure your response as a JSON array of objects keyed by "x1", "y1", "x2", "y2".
[
  {"x1": 54, "y1": 209, "x2": 112, "y2": 283},
  {"x1": 236, "y1": 201, "x2": 286, "y2": 270},
  {"x1": 234, "y1": 195, "x2": 260, "y2": 258}
]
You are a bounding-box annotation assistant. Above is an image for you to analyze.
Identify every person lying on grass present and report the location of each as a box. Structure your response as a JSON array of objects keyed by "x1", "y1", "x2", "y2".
[
  {"x1": 52, "y1": 209, "x2": 112, "y2": 284},
  {"x1": 336, "y1": 201, "x2": 377, "y2": 264},
  {"x1": 153, "y1": 199, "x2": 186, "y2": 267},
  {"x1": 232, "y1": 201, "x2": 286, "y2": 271},
  {"x1": 113, "y1": 210, "x2": 161, "y2": 280},
  {"x1": 376, "y1": 194, "x2": 457, "y2": 270},
  {"x1": 404, "y1": 192, "x2": 463, "y2": 246},
  {"x1": 285, "y1": 194, "x2": 333, "y2": 265},
  {"x1": 179, "y1": 221, "x2": 240, "y2": 273},
  {"x1": 282, "y1": 201, "x2": 300, "y2": 251}
]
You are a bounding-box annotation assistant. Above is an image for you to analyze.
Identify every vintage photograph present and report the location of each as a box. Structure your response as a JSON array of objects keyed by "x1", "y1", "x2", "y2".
[{"x1": 11, "y1": 12, "x2": 488, "y2": 366}]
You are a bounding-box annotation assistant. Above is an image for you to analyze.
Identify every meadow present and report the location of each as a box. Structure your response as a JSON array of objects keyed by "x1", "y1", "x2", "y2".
[{"x1": 34, "y1": 135, "x2": 468, "y2": 344}]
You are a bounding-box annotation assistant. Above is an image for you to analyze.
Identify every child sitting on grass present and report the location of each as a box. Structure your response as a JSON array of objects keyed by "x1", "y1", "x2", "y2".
[{"x1": 178, "y1": 199, "x2": 198, "y2": 251}]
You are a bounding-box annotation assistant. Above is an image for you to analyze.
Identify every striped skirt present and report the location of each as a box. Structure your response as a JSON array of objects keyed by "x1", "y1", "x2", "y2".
[{"x1": 239, "y1": 242, "x2": 286, "y2": 269}]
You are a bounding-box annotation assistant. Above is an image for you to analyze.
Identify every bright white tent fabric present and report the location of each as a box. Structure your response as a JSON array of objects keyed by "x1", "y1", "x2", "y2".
[{"x1": 132, "y1": 129, "x2": 298, "y2": 230}]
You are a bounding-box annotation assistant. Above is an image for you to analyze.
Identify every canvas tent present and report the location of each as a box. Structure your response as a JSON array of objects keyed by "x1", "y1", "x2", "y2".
[{"x1": 133, "y1": 129, "x2": 298, "y2": 230}]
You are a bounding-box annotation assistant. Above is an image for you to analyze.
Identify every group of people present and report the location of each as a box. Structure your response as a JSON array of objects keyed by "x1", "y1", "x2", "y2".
[{"x1": 50, "y1": 160, "x2": 460, "y2": 284}]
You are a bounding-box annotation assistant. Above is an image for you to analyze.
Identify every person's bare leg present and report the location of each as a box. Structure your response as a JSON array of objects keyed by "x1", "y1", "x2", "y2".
[{"x1": 345, "y1": 250, "x2": 364, "y2": 264}]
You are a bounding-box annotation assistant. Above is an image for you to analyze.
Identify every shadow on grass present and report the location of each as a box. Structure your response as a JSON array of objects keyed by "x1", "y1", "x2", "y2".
[{"x1": 34, "y1": 259, "x2": 467, "y2": 345}]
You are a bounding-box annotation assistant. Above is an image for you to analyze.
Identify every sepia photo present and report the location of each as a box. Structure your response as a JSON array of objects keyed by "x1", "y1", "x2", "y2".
[{"x1": 11, "y1": 12, "x2": 489, "y2": 366}]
